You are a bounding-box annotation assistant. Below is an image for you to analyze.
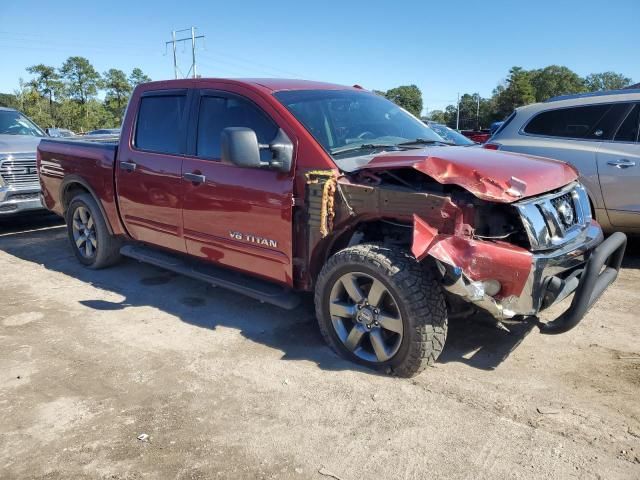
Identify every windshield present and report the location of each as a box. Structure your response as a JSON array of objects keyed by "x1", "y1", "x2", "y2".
[
  {"x1": 427, "y1": 123, "x2": 474, "y2": 145},
  {"x1": 0, "y1": 110, "x2": 45, "y2": 137},
  {"x1": 274, "y1": 89, "x2": 446, "y2": 164}
]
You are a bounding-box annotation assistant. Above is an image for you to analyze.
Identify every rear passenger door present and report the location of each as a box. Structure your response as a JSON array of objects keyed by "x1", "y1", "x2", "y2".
[
  {"x1": 596, "y1": 103, "x2": 640, "y2": 228},
  {"x1": 180, "y1": 89, "x2": 295, "y2": 285},
  {"x1": 116, "y1": 89, "x2": 190, "y2": 252}
]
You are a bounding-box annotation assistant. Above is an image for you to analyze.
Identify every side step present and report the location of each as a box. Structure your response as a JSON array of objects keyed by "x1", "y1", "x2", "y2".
[{"x1": 120, "y1": 244, "x2": 301, "y2": 310}]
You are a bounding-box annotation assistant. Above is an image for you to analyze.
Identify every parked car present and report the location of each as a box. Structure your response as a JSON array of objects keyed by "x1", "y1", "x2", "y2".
[
  {"x1": 424, "y1": 121, "x2": 476, "y2": 146},
  {"x1": 490, "y1": 121, "x2": 504, "y2": 135},
  {"x1": 86, "y1": 128, "x2": 120, "y2": 136},
  {"x1": 0, "y1": 107, "x2": 46, "y2": 215},
  {"x1": 38, "y1": 79, "x2": 626, "y2": 377},
  {"x1": 486, "y1": 89, "x2": 640, "y2": 232},
  {"x1": 461, "y1": 129, "x2": 492, "y2": 143},
  {"x1": 46, "y1": 127, "x2": 76, "y2": 137}
]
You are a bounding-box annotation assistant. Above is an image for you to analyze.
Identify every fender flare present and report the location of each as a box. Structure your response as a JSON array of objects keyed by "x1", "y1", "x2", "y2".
[{"x1": 59, "y1": 175, "x2": 115, "y2": 235}]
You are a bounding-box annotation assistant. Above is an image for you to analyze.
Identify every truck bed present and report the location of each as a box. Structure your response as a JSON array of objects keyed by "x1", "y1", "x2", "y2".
[{"x1": 38, "y1": 138, "x2": 121, "y2": 230}]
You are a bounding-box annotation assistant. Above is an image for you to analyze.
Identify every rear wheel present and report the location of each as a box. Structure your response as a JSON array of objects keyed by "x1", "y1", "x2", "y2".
[
  {"x1": 66, "y1": 193, "x2": 121, "y2": 269},
  {"x1": 315, "y1": 244, "x2": 447, "y2": 377}
]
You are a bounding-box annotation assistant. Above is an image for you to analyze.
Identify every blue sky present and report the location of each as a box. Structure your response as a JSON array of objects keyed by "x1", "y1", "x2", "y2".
[{"x1": 1, "y1": 0, "x2": 638, "y2": 113}]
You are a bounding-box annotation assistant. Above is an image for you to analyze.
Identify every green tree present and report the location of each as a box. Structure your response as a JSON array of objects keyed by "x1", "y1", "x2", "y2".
[
  {"x1": 384, "y1": 85, "x2": 423, "y2": 117},
  {"x1": 129, "y1": 68, "x2": 151, "y2": 87},
  {"x1": 0, "y1": 93, "x2": 18, "y2": 109},
  {"x1": 584, "y1": 72, "x2": 632, "y2": 91},
  {"x1": 59, "y1": 56, "x2": 101, "y2": 105},
  {"x1": 103, "y1": 68, "x2": 131, "y2": 123},
  {"x1": 25, "y1": 64, "x2": 63, "y2": 118},
  {"x1": 426, "y1": 109, "x2": 446, "y2": 123},
  {"x1": 529, "y1": 65, "x2": 585, "y2": 102},
  {"x1": 494, "y1": 67, "x2": 536, "y2": 119}
]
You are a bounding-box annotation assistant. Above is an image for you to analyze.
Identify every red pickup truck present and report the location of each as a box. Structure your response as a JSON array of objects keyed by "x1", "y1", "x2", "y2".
[{"x1": 38, "y1": 78, "x2": 626, "y2": 377}]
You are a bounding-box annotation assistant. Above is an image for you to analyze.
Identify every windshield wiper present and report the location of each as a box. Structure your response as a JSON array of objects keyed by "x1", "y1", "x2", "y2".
[
  {"x1": 396, "y1": 138, "x2": 454, "y2": 146},
  {"x1": 330, "y1": 143, "x2": 399, "y2": 155}
]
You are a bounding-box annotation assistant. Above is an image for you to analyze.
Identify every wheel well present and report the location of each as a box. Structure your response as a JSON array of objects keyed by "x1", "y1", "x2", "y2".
[
  {"x1": 62, "y1": 183, "x2": 90, "y2": 213},
  {"x1": 326, "y1": 220, "x2": 413, "y2": 260}
]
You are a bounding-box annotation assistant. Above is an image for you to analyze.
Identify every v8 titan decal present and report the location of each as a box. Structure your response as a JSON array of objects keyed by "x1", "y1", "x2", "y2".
[{"x1": 229, "y1": 231, "x2": 278, "y2": 249}]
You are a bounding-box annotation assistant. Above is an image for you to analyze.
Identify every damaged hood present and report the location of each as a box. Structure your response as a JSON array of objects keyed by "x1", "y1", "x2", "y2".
[{"x1": 350, "y1": 146, "x2": 578, "y2": 203}]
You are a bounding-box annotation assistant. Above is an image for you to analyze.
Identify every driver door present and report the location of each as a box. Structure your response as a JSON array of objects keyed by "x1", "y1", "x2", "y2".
[{"x1": 181, "y1": 90, "x2": 295, "y2": 285}]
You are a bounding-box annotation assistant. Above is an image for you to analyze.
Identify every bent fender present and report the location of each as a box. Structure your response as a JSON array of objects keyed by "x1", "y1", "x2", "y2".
[{"x1": 412, "y1": 214, "x2": 533, "y2": 298}]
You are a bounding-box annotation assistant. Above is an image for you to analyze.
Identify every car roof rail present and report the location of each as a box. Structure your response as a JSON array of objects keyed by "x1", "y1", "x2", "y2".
[{"x1": 545, "y1": 88, "x2": 640, "y2": 103}]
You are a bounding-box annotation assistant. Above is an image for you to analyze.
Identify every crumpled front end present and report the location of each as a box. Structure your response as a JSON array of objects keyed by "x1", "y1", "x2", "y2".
[{"x1": 411, "y1": 181, "x2": 626, "y2": 332}]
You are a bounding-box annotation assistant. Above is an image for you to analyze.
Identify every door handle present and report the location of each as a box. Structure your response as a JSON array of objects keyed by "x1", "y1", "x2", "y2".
[
  {"x1": 184, "y1": 172, "x2": 206, "y2": 184},
  {"x1": 120, "y1": 161, "x2": 137, "y2": 172},
  {"x1": 607, "y1": 159, "x2": 636, "y2": 169}
]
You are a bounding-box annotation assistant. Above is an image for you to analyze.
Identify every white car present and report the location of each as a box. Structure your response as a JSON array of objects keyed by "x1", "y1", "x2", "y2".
[{"x1": 486, "y1": 89, "x2": 640, "y2": 232}]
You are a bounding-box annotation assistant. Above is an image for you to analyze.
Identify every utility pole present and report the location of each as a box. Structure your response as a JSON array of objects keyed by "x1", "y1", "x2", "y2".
[
  {"x1": 456, "y1": 92, "x2": 460, "y2": 131},
  {"x1": 475, "y1": 93, "x2": 480, "y2": 130},
  {"x1": 166, "y1": 27, "x2": 205, "y2": 79}
]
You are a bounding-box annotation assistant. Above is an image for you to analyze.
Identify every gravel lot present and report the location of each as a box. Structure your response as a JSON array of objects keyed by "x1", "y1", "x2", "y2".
[{"x1": 1, "y1": 213, "x2": 639, "y2": 479}]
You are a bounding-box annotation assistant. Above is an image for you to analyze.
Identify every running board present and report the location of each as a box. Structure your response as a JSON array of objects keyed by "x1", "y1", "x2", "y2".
[{"x1": 120, "y1": 244, "x2": 301, "y2": 310}]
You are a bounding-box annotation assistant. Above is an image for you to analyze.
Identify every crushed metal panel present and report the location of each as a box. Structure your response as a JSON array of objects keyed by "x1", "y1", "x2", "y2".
[{"x1": 412, "y1": 214, "x2": 533, "y2": 298}]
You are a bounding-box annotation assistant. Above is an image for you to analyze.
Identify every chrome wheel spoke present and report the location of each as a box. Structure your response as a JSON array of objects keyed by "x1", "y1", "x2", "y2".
[
  {"x1": 377, "y1": 313, "x2": 403, "y2": 334},
  {"x1": 330, "y1": 301, "x2": 356, "y2": 318},
  {"x1": 367, "y1": 279, "x2": 386, "y2": 307},
  {"x1": 88, "y1": 235, "x2": 97, "y2": 248},
  {"x1": 370, "y1": 329, "x2": 391, "y2": 362},
  {"x1": 73, "y1": 219, "x2": 83, "y2": 231},
  {"x1": 87, "y1": 216, "x2": 94, "y2": 230},
  {"x1": 85, "y1": 240, "x2": 93, "y2": 257},
  {"x1": 344, "y1": 325, "x2": 365, "y2": 351},
  {"x1": 341, "y1": 274, "x2": 365, "y2": 303}
]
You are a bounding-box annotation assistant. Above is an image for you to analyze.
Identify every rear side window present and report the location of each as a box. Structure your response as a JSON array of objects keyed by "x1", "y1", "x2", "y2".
[
  {"x1": 524, "y1": 103, "x2": 629, "y2": 140},
  {"x1": 197, "y1": 96, "x2": 278, "y2": 159},
  {"x1": 135, "y1": 95, "x2": 186, "y2": 154},
  {"x1": 614, "y1": 104, "x2": 640, "y2": 142}
]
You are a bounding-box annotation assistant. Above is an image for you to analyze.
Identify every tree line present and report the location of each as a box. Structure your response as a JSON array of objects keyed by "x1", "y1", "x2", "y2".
[
  {"x1": 424, "y1": 66, "x2": 634, "y2": 130},
  {"x1": 0, "y1": 58, "x2": 634, "y2": 133},
  {"x1": 0, "y1": 56, "x2": 151, "y2": 133}
]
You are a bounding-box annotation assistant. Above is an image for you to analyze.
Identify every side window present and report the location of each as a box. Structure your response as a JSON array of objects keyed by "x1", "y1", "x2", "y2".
[
  {"x1": 135, "y1": 95, "x2": 186, "y2": 154},
  {"x1": 524, "y1": 104, "x2": 620, "y2": 139},
  {"x1": 197, "y1": 95, "x2": 278, "y2": 159},
  {"x1": 614, "y1": 104, "x2": 640, "y2": 143}
]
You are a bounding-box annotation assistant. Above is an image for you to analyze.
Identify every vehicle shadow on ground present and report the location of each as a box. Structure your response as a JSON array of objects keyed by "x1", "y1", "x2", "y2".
[{"x1": 2, "y1": 216, "x2": 638, "y2": 375}]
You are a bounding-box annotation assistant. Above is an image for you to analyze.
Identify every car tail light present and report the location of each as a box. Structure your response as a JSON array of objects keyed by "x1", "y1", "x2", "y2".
[{"x1": 483, "y1": 143, "x2": 500, "y2": 150}]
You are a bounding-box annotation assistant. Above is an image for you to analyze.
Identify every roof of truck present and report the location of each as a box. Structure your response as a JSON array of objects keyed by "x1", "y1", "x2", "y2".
[{"x1": 139, "y1": 78, "x2": 362, "y2": 93}]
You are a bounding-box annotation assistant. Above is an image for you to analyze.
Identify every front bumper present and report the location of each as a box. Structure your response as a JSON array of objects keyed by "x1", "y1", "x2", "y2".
[
  {"x1": 442, "y1": 220, "x2": 627, "y2": 333},
  {"x1": 0, "y1": 186, "x2": 44, "y2": 215}
]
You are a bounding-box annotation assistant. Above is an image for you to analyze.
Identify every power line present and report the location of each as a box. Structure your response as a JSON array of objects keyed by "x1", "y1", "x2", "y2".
[{"x1": 165, "y1": 27, "x2": 205, "y2": 79}]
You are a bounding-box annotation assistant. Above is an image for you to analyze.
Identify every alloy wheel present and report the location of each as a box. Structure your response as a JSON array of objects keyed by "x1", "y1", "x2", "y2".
[
  {"x1": 329, "y1": 272, "x2": 404, "y2": 363},
  {"x1": 72, "y1": 205, "x2": 97, "y2": 259}
]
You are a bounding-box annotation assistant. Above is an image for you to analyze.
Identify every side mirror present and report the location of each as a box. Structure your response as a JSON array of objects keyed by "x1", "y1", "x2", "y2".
[{"x1": 221, "y1": 127, "x2": 293, "y2": 173}]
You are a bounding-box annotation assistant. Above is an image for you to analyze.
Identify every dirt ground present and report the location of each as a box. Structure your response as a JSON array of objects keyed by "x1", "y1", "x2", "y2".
[{"x1": 0, "y1": 212, "x2": 638, "y2": 480}]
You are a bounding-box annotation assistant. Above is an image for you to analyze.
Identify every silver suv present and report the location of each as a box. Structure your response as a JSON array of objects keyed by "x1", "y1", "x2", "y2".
[
  {"x1": 0, "y1": 107, "x2": 46, "y2": 215},
  {"x1": 487, "y1": 89, "x2": 640, "y2": 233}
]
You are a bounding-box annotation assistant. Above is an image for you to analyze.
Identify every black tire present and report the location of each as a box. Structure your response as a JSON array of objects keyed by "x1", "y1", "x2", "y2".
[
  {"x1": 66, "y1": 193, "x2": 121, "y2": 269},
  {"x1": 315, "y1": 243, "x2": 448, "y2": 377}
]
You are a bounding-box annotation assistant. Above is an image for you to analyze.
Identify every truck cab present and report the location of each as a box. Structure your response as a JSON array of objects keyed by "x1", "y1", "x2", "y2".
[{"x1": 38, "y1": 79, "x2": 627, "y2": 377}]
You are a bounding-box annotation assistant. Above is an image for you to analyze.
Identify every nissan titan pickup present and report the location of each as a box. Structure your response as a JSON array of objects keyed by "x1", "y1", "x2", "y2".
[{"x1": 37, "y1": 79, "x2": 627, "y2": 377}]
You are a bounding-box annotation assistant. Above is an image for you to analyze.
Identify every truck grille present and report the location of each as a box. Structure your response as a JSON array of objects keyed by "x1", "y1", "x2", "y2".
[
  {"x1": 515, "y1": 183, "x2": 591, "y2": 251},
  {"x1": 0, "y1": 153, "x2": 39, "y2": 188}
]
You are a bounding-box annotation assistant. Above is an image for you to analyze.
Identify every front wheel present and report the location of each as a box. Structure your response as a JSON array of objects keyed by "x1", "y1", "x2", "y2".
[
  {"x1": 314, "y1": 244, "x2": 448, "y2": 377},
  {"x1": 66, "y1": 193, "x2": 121, "y2": 269}
]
